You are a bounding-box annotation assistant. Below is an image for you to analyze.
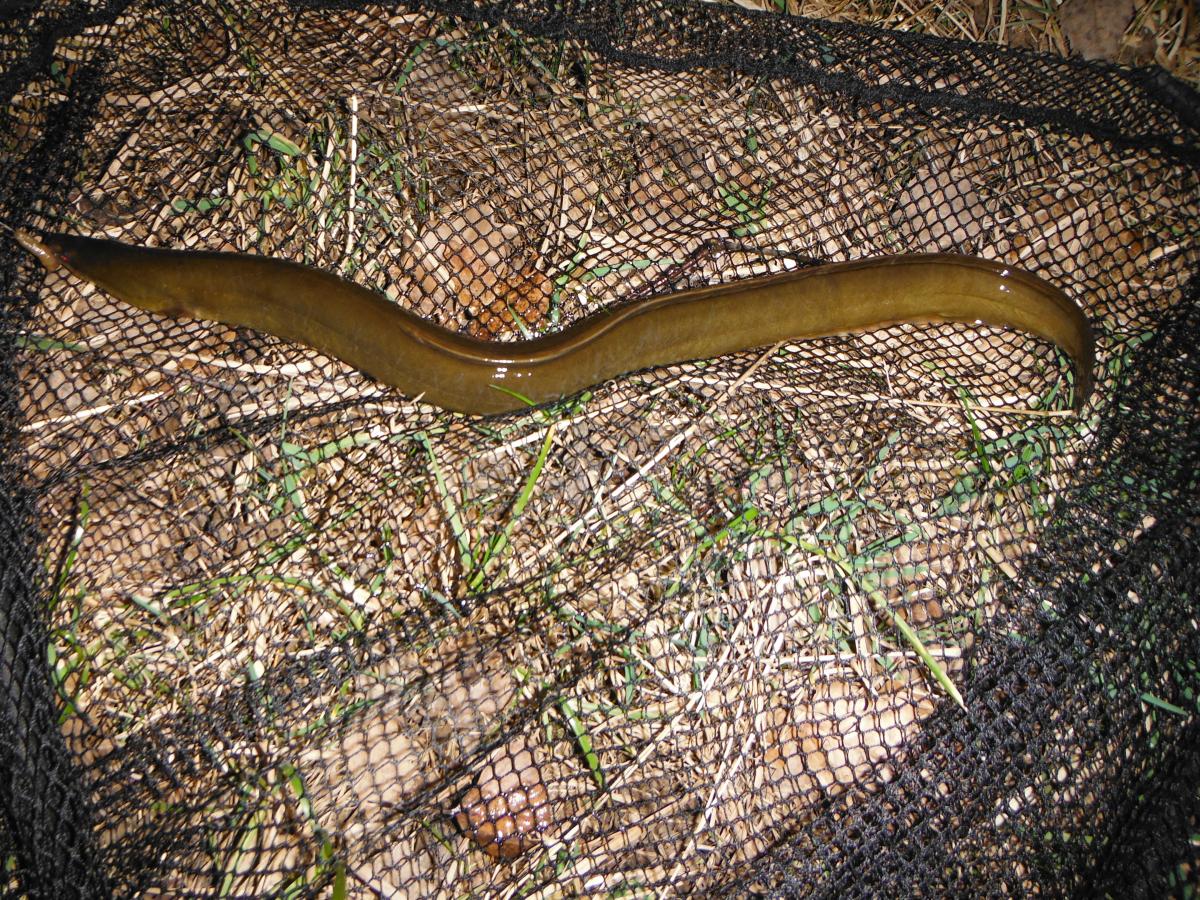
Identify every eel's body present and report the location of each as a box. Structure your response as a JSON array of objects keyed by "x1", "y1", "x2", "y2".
[{"x1": 15, "y1": 230, "x2": 1095, "y2": 415}]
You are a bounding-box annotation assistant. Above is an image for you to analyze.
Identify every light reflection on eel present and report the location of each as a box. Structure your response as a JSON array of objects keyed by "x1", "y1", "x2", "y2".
[{"x1": 15, "y1": 230, "x2": 1095, "y2": 415}]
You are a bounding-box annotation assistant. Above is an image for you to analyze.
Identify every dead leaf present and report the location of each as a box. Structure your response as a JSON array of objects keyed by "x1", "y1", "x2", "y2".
[
  {"x1": 1058, "y1": 0, "x2": 1135, "y2": 61},
  {"x1": 893, "y1": 164, "x2": 988, "y2": 252}
]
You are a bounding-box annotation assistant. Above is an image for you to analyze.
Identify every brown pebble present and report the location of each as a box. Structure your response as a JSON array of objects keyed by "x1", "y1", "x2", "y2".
[{"x1": 456, "y1": 777, "x2": 552, "y2": 860}]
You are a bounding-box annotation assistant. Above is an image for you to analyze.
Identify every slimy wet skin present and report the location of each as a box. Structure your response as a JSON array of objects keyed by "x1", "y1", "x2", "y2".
[{"x1": 16, "y1": 230, "x2": 1095, "y2": 415}]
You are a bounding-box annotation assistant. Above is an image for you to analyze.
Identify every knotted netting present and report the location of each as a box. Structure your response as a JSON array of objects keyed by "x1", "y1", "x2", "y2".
[{"x1": 1, "y1": 0, "x2": 1198, "y2": 896}]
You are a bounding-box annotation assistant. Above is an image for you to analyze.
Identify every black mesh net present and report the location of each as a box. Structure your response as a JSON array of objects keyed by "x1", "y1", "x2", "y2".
[{"x1": 1, "y1": 1, "x2": 1198, "y2": 896}]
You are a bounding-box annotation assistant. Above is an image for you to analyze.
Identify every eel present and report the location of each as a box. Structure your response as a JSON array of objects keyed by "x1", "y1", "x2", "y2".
[{"x1": 14, "y1": 230, "x2": 1095, "y2": 415}]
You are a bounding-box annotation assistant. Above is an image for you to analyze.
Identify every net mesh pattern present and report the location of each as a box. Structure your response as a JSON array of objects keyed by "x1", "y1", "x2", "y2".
[{"x1": 1, "y1": 1, "x2": 1198, "y2": 896}]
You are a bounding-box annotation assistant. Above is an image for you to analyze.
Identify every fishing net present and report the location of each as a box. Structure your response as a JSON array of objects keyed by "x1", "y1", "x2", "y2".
[{"x1": 2, "y1": 0, "x2": 1198, "y2": 896}]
